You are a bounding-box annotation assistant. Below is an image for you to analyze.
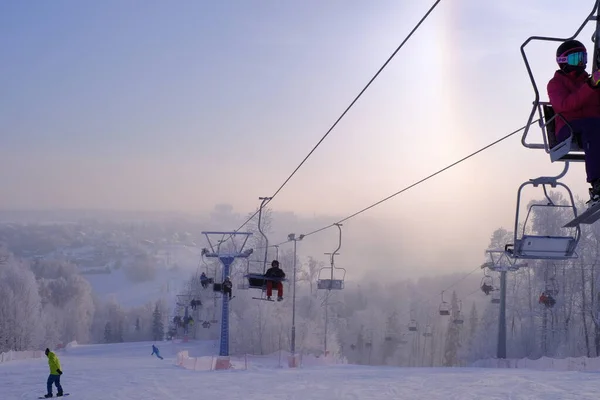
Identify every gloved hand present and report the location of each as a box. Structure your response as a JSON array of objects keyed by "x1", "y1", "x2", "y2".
[
  {"x1": 57, "y1": 369, "x2": 62, "y2": 375},
  {"x1": 590, "y1": 70, "x2": 600, "y2": 87}
]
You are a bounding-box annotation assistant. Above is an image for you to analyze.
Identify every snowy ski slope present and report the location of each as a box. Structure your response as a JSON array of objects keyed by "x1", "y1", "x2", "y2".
[{"x1": 1, "y1": 341, "x2": 599, "y2": 400}]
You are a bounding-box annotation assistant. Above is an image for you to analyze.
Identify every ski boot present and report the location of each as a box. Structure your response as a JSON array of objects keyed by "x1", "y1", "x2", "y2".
[{"x1": 586, "y1": 179, "x2": 600, "y2": 207}]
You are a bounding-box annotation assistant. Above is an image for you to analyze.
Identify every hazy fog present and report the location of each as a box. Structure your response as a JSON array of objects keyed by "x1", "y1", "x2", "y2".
[{"x1": 1, "y1": 1, "x2": 595, "y2": 280}]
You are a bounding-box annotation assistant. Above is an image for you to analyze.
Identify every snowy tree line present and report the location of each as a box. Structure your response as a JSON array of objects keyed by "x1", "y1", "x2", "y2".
[{"x1": 0, "y1": 249, "x2": 167, "y2": 352}]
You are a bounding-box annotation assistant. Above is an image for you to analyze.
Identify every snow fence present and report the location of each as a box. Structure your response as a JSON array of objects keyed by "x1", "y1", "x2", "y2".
[
  {"x1": 0, "y1": 350, "x2": 44, "y2": 363},
  {"x1": 176, "y1": 350, "x2": 346, "y2": 371},
  {"x1": 0, "y1": 341, "x2": 77, "y2": 364},
  {"x1": 472, "y1": 356, "x2": 600, "y2": 371}
]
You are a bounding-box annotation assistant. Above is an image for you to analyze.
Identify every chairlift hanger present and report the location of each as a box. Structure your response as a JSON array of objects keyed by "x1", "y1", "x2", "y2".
[
  {"x1": 438, "y1": 291, "x2": 450, "y2": 316},
  {"x1": 317, "y1": 223, "x2": 346, "y2": 290}
]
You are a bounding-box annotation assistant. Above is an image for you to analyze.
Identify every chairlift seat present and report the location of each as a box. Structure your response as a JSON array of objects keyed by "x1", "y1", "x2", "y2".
[
  {"x1": 423, "y1": 332, "x2": 432, "y2": 337},
  {"x1": 213, "y1": 283, "x2": 222, "y2": 292},
  {"x1": 245, "y1": 273, "x2": 287, "y2": 290},
  {"x1": 542, "y1": 104, "x2": 585, "y2": 162},
  {"x1": 317, "y1": 279, "x2": 344, "y2": 290},
  {"x1": 491, "y1": 298, "x2": 500, "y2": 304},
  {"x1": 408, "y1": 321, "x2": 418, "y2": 332},
  {"x1": 439, "y1": 303, "x2": 450, "y2": 316},
  {"x1": 506, "y1": 235, "x2": 577, "y2": 260},
  {"x1": 453, "y1": 319, "x2": 464, "y2": 325}
]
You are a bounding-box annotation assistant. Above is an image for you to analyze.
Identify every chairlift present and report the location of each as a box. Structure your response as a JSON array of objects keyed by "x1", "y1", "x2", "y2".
[
  {"x1": 422, "y1": 325, "x2": 433, "y2": 337},
  {"x1": 439, "y1": 291, "x2": 450, "y2": 316},
  {"x1": 408, "y1": 320, "x2": 418, "y2": 332},
  {"x1": 520, "y1": 4, "x2": 596, "y2": 163},
  {"x1": 317, "y1": 223, "x2": 345, "y2": 290},
  {"x1": 519, "y1": 4, "x2": 600, "y2": 226},
  {"x1": 453, "y1": 301, "x2": 464, "y2": 325},
  {"x1": 504, "y1": 176, "x2": 580, "y2": 260},
  {"x1": 243, "y1": 197, "x2": 286, "y2": 301},
  {"x1": 491, "y1": 290, "x2": 501, "y2": 304},
  {"x1": 481, "y1": 274, "x2": 494, "y2": 295}
]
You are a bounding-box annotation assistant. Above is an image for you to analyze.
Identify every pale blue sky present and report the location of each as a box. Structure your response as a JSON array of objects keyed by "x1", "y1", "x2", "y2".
[{"x1": 0, "y1": 0, "x2": 596, "y2": 274}]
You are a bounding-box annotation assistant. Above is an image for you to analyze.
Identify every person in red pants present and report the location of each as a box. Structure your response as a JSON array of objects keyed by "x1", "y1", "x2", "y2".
[{"x1": 265, "y1": 260, "x2": 286, "y2": 301}]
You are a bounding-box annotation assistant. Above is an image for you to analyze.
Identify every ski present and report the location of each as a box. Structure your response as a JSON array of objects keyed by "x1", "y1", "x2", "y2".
[
  {"x1": 38, "y1": 394, "x2": 70, "y2": 399},
  {"x1": 564, "y1": 201, "x2": 600, "y2": 227}
]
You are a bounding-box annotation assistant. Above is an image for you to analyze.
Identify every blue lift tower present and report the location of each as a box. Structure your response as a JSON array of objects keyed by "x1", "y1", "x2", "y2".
[{"x1": 201, "y1": 231, "x2": 253, "y2": 369}]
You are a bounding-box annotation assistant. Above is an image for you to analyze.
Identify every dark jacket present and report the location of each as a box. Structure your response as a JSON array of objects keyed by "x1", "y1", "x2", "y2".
[{"x1": 265, "y1": 266, "x2": 285, "y2": 280}]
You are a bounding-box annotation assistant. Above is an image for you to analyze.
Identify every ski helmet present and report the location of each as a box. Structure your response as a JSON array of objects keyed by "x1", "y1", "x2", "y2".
[{"x1": 556, "y1": 39, "x2": 587, "y2": 71}]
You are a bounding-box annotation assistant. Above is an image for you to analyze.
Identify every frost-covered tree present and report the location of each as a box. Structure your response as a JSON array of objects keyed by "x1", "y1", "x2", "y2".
[
  {"x1": 152, "y1": 303, "x2": 164, "y2": 341},
  {"x1": 104, "y1": 322, "x2": 112, "y2": 343},
  {"x1": 0, "y1": 251, "x2": 42, "y2": 351},
  {"x1": 443, "y1": 291, "x2": 461, "y2": 366}
]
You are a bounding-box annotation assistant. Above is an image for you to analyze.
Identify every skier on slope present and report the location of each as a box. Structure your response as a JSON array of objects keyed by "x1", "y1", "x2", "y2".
[
  {"x1": 44, "y1": 348, "x2": 64, "y2": 398},
  {"x1": 547, "y1": 39, "x2": 600, "y2": 206},
  {"x1": 264, "y1": 260, "x2": 286, "y2": 301},
  {"x1": 151, "y1": 344, "x2": 163, "y2": 360}
]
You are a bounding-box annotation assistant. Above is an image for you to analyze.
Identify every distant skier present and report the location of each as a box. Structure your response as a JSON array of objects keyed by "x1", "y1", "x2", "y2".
[
  {"x1": 151, "y1": 344, "x2": 163, "y2": 360},
  {"x1": 44, "y1": 348, "x2": 64, "y2": 398},
  {"x1": 265, "y1": 260, "x2": 286, "y2": 301}
]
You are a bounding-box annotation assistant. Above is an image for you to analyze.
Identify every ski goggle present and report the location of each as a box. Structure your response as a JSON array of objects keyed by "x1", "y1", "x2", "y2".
[{"x1": 557, "y1": 49, "x2": 587, "y2": 66}]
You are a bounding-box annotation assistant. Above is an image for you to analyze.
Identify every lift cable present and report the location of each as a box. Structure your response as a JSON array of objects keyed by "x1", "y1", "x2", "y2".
[{"x1": 227, "y1": 0, "x2": 444, "y2": 238}]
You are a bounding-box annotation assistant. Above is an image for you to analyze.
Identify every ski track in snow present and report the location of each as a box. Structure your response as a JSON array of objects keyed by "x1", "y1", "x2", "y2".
[{"x1": 1, "y1": 341, "x2": 600, "y2": 400}]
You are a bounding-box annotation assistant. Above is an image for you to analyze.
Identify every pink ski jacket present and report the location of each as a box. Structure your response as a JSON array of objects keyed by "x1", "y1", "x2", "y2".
[{"x1": 547, "y1": 70, "x2": 600, "y2": 139}]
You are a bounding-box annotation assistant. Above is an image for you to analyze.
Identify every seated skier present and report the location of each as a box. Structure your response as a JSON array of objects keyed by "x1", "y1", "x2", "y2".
[
  {"x1": 548, "y1": 39, "x2": 600, "y2": 206},
  {"x1": 539, "y1": 292, "x2": 556, "y2": 308},
  {"x1": 481, "y1": 282, "x2": 493, "y2": 295},
  {"x1": 265, "y1": 260, "x2": 286, "y2": 301},
  {"x1": 222, "y1": 276, "x2": 233, "y2": 300},
  {"x1": 200, "y1": 272, "x2": 209, "y2": 289}
]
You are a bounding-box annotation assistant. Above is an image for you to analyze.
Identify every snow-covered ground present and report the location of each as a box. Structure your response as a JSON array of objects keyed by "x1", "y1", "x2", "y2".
[{"x1": 2, "y1": 340, "x2": 599, "y2": 400}]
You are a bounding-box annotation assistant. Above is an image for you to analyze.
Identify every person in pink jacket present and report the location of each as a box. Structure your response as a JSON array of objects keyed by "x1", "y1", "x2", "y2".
[{"x1": 548, "y1": 39, "x2": 600, "y2": 205}]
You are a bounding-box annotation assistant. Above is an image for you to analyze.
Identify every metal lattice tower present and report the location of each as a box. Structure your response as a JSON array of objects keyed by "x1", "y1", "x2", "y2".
[{"x1": 201, "y1": 231, "x2": 253, "y2": 358}]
